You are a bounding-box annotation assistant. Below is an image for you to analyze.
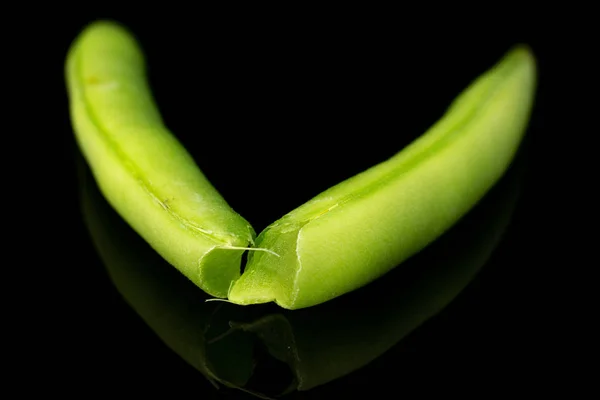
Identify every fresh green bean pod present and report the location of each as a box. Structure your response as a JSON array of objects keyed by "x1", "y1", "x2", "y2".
[
  {"x1": 228, "y1": 45, "x2": 536, "y2": 309},
  {"x1": 66, "y1": 21, "x2": 255, "y2": 298}
]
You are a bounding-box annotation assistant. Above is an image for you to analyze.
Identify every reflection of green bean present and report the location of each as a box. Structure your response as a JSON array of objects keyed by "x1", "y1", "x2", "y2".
[
  {"x1": 67, "y1": 21, "x2": 255, "y2": 298},
  {"x1": 233, "y1": 155, "x2": 524, "y2": 393},
  {"x1": 81, "y1": 145, "x2": 524, "y2": 397},
  {"x1": 229, "y1": 46, "x2": 536, "y2": 309}
]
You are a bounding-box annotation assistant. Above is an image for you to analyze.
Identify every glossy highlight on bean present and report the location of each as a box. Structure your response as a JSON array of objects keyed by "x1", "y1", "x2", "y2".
[{"x1": 66, "y1": 20, "x2": 536, "y2": 310}]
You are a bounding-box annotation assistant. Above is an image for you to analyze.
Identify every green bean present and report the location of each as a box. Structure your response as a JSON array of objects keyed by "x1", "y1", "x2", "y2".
[
  {"x1": 228, "y1": 45, "x2": 536, "y2": 309},
  {"x1": 66, "y1": 21, "x2": 255, "y2": 298},
  {"x1": 67, "y1": 21, "x2": 536, "y2": 310}
]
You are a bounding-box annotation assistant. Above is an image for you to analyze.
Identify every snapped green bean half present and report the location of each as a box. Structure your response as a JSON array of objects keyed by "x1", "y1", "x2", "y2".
[
  {"x1": 66, "y1": 21, "x2": 256, "y2": 298},
  {"x1": 228, "y1": 42, "x2": 536, "y2": 309},
  {"x1": 66, "y1": 20, "x2": 536, "y2": 310}
]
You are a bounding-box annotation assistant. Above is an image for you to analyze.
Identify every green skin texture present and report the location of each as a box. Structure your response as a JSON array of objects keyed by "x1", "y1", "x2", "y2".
[
  {"x1": 66, "y1": 21, "x2": 256, "y2": 298},
  {"x1": 228, "y1": 43, "x2": 536, "y2": 309},
  {"x1": 67, "y1": 21, "x2": 536, "y2": 310}
]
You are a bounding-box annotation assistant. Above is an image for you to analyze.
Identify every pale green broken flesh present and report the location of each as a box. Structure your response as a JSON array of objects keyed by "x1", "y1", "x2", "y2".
[
  {"x1": 66, "y1": 21, "x2": 255, "y2": 298},
  {"x1": 228, "y1": 44, "x2": 536, "y2": 309}
]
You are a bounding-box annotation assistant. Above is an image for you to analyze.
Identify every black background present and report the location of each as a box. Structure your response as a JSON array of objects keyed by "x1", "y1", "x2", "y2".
[{"x1": 10, "y1": 7, "x2": 576, "y2": 398}]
